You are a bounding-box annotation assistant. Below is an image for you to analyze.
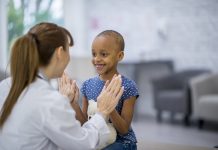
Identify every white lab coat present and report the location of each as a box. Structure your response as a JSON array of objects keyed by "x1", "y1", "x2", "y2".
[{"x1": 0, "y1": 77, "x2": 109, "y2": 150}]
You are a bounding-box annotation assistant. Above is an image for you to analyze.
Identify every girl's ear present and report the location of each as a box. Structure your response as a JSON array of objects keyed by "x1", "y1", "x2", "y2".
[{"x1": 118, "y1": 51, "x2": 124, "y2": 61}]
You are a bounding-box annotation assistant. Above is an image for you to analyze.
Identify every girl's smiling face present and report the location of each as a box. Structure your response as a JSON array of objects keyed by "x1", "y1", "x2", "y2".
[{"x1": 91, "y1": 35, "x2": 123, "y2": 78}]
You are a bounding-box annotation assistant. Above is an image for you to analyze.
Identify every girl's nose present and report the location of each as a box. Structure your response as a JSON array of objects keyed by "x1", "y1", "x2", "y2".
[{"x1": 94, "y1": 56, "x2": 101, "y2": 62}]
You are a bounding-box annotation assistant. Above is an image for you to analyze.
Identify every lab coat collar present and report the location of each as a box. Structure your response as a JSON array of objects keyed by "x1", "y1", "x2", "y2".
[{"x1": 37, "y1": 70, "x2": 49, "y2": 82}]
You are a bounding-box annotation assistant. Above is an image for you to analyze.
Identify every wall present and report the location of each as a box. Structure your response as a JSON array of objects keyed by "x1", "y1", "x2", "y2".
[
  {"x1": 87, "y1": 0, "x2": 218, "y2": 71},
  {"x1": 0, "y1": 0, "x2": 8, "y2": 71}
]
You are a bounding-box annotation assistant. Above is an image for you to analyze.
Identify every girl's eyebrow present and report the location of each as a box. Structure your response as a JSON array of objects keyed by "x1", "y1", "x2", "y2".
[
  {"x1": 100, "y1": 49, "x2": 109, "y2": 52},
  {"x1": 92, "y1": 49, "x2": 109, "y2": 53},
  {"x1": 92, "y1": 49, "x2": 108, "y2": 52}
]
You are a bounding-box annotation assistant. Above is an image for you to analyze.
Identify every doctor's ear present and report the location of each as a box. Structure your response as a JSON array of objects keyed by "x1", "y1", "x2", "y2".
[{"x1": 55, "y1": 46, "x2": 64, "y2": 59}]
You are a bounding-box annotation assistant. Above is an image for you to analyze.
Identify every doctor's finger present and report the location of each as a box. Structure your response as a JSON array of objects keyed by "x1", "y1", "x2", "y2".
[
  {"x1": 115, "y1": 86, "x2": 124, "y2": 101},
  {"x1": 107, "y1": 75, "x2": 121, "y2": 93},
  {"x1": 74, "y1": 85, "x2": 79, "y2": 103},
  {"x1": 109, "y1": 87, "x2": 124, "y2": 110},
  {"x1": 104, "y1": 80, "x2": 110, "y2": 88},
  {"x1": 65, "y1": 74, "x2": 70, "y2": 85},
  {"x1": 111, "y1": 82, "x2": 122, "y2": 97},
  {"x1": 105, "y1": 76, "x2": 118, "y2": 92},
  {"x1": 59, "y1": 78, "x2": 65, "y2": 92},
  {"x1": 63, "y1": 73, "x2": 68, "y2": 85}
]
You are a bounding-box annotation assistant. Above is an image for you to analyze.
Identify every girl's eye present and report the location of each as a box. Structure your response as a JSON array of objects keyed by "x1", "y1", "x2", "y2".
[
  {"x1": 101, "y1": 53, "x2": 108, "y2": 57},
  {"x1": 92, "y1": 52, "x2": 96, "y2": 57}
]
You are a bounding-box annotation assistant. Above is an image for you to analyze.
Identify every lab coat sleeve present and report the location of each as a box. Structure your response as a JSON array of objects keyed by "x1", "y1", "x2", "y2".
[{"x1": 41, "y1": 96, "x2": 110, "y2": 150}]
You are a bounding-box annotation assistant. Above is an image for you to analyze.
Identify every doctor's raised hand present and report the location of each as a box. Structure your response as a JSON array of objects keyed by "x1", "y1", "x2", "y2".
[
  {"x1": 58, "y1": 73, "x2": 79, "y2": 104},
  {"x1": 97, "y1": 74, "x2": 124, "y2": 118}
]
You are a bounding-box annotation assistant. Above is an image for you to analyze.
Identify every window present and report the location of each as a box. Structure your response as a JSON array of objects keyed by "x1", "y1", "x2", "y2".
[{"x1": 7, "y1": 0, "x2": 64, "y2": 52}]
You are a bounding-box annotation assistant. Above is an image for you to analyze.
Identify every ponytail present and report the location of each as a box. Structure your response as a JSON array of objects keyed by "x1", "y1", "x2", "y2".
[{"x1": 0, "y1": 34, "x2": 39, "y2": 128}]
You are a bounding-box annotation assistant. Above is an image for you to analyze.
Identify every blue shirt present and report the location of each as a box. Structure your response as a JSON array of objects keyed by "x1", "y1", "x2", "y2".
[{"x1": 81, "y1": 75, "x2": 139, "y2": 143}]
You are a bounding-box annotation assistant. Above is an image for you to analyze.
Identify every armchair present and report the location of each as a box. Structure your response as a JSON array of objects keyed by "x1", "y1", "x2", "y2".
[
  {"x1": 190, "y1": 73, "x2": 218, "y2": 128},
  {"x1": 151, "y1": 69, "x2": 210, "y2": 125}
]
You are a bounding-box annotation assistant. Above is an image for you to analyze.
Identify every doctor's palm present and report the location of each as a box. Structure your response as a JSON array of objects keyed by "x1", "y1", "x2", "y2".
[{"x1": 97, "y1": 75, "x2": 124, "y2": 116}]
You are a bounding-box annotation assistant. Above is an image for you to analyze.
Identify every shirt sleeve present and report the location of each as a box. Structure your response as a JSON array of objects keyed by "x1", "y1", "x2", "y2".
[
  {"x1": 41, "y1": 95, "x2": 110, "y2": 150},
  {"x1": 80, "y1": 81, "x2": 87, "y2": 97},
  {"x1": 122, "y1": 80, "x2": 139, "y2": 101}
]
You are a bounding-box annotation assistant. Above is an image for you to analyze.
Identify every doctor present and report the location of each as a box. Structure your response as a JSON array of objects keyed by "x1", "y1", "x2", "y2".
[{"x1": 0, "y1": 22, "x2": 124, "y2": 150}]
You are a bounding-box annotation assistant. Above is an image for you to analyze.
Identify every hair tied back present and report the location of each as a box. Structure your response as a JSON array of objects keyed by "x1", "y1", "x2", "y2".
[{"x1": 28, "y1": 32, "x2": 39, "y2": 48}]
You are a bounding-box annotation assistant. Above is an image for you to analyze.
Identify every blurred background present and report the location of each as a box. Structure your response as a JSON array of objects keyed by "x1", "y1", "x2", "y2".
[{"x1": 0, "y1": 0, "x2": 218, "y2": 149}]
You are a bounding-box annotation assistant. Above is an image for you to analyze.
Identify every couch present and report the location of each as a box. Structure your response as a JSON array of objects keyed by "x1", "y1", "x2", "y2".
[
  {"x1": 190, "y1": 73, "x2": 218, "y2": 128},
  {"x1": 151, "y1": 69, "x2": 210, "y2": 125}
]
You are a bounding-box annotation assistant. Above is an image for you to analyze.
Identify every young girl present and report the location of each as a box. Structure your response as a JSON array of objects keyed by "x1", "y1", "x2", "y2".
[{"x1": 81, "y1": 30, "x2": 139, "y2": 150}]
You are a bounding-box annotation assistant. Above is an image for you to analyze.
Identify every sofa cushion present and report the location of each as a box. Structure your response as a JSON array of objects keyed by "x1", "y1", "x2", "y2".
[
  {"x1": 156, "y1": 90, "x2": 187, "y2": 112},
  {"x1": 198, "y1": 95, "x2": 218, "y2": 121}
]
